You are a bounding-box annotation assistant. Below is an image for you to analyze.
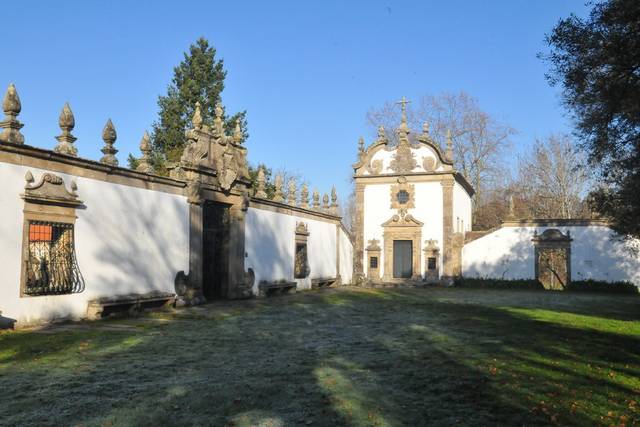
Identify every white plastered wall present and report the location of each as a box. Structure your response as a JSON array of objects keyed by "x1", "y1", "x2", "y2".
[
  {"x1": 413, "y1": 181, "x2": 443, "y2": 275},
  {"x1": 363, "y1": 181, "x2": 444, "y2": 277},
  {"x1": 453, "y1": 181, "x2": 472, "y2": 234},
  {"x1": 462, "y1": 225, "x2": 640, "y2": 285},
  {"x1": 363, "y1": 183, "x2": 392, "y2": 276},
  {"x1": 0, "y1": 163, "x2": 190, "y2": 325},
  {"x1": 244, "y1": 207, "x2": 353, "y2": 292},
  {"x1": 339, "y1": 227, "x2": 353, "y2": 284}
]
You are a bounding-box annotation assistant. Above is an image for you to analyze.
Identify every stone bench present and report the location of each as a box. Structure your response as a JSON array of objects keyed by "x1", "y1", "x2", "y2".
[
  {"x1": 86, "y1": 291, "x2": 175, "y2": 320},
  {"x1": 311, "y1": 277, "x2": 338, "y2": 289},
  {"x1": 258, "y1": 281, "x2": 297, "y2": 297}
]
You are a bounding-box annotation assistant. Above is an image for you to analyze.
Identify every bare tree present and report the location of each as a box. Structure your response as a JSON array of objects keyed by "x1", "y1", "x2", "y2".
[
  {"x1": 513, "y1": 134, "x2": 590, "y2": 219},
  {"x1": 366, "y1": 92, "x2": 515, "y2": 226}
]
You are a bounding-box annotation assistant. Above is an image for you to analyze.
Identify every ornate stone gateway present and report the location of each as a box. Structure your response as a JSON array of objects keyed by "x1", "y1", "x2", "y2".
[
  {"x1": 532, "y1": 229, "x2": 572, "y2": 290},
  {"x1": 171, "y1": 102, "x2": 253, "y2": 304}
]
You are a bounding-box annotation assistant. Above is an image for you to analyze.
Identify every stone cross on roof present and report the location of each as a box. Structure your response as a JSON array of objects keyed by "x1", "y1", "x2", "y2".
[{"x1": 395, "y1": 96, "x2": 411, "y2": 127}]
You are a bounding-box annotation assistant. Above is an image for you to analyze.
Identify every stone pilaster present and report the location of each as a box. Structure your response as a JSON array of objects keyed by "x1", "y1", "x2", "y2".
[
  {"x1": 353, "y1": 182, "x2": 365, "y2": 282},
  {"x1": 335, "y1": 223, "x2": 342, "y2": 285},
  {"x1": 227, "y1": 200, "x2": 249, "y2": 298},
  {"x1": 189, "y1": 203, "x2": 203, "y2": 296},
  {"x1": 441, "y1": 178, "x2": 455, "y2": 280}
]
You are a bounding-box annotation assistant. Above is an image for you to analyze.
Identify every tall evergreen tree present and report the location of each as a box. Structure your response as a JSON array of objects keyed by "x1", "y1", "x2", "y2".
[
  {"x1": 131, "y1": 37, "x2": 248, "y2": 173},
  {"x1": 543, "y1": 0, "x2": 640, "y2": 238}
]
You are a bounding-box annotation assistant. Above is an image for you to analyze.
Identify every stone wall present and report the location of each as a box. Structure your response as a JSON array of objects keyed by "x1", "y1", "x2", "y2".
[
  {"x1": 245, "y1": 199, "x2": 353, "y2": 292},
  {"x1": 462, "y1": 221, "x2": 640, "y2": 286},
  {"x1": 0, "y1": 146, "x2": 190, "y2": 325}
]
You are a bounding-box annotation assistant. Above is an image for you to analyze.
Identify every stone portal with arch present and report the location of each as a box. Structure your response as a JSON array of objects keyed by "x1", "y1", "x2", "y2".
[{"x1": 532, "y1": 229, "x2": 572, "y2": 290}]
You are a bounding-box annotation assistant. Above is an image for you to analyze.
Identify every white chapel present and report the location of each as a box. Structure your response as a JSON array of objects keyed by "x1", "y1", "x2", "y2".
[{"x1": 352, "y1": 98, "x2": 474, "y2": 282}]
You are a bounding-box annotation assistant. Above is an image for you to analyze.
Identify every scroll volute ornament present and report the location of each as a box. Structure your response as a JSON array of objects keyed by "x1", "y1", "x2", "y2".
[{"x1": 22, "y1": 171, "x2": 83, "y2": 207}]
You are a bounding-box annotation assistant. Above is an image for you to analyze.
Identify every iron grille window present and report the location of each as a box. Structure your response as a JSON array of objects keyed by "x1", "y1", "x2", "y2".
[
  {"x1": 24, "y1": 221, "x2": 85, "y2": 296},
  {"x1": 428, "y1": 257, "x2": 437, "y2": 270},
  {"x1": 370, "y1": 257, "x2": 378, "y2": 269},
  {"x1": 397, "y1": 190, "x2": 410, "y2": 205},
  {"x1": 294, "y1": 243, "x2": 310, "y2": 278}
]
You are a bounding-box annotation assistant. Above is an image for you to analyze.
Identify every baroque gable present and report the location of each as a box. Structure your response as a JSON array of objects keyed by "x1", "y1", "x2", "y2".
[
  {"x1": 169, "y1": 102, "x2": 250, "y2": 194},
  {"x1": 353, "y1": 128, "x2": 453, "y2": 178}
]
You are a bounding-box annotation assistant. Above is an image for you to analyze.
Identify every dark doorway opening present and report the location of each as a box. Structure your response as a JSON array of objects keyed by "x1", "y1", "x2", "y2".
[
  {"x1": 393, "y1": 240, "x2": 413, "y2": 278},
  {"x1": 203, "y1": 201, "x2": 230, "y2": 300}
]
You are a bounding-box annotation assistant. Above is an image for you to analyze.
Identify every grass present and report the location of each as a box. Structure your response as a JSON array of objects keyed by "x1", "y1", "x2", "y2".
[{"x1": 0, "y1": 287, "x2": 639, "y2": 426}]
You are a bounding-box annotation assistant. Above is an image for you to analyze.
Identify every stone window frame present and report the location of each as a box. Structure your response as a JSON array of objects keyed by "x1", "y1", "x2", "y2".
[
  {"x1": 294, "y1": 221, "x2": 310, "y2": 279},
  {"x1": 389, "y1": 176, "x2": 415, "y2": 210},
  {"x1": 423, "y1": 239, "x2": 440, "y2": 281},
  {"x1": 366, "y1": 238, "x2": 382, "y2": 281},
  {"x1": 19, "y1": 171, "x2": 85, "y2": 297}
]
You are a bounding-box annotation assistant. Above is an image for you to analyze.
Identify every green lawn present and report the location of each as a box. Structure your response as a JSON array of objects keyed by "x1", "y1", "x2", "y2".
[{"x1": 1, "y1": 287, "x2": 639, "y2": 426}]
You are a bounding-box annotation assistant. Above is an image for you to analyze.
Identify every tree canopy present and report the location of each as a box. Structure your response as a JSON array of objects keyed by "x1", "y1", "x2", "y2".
[
  {"x1": 543, "y1": 0, "x2": 640, "y2": 237},
  {"x1": 130, "y1": 37, "x2": 248, "y2": 174}
]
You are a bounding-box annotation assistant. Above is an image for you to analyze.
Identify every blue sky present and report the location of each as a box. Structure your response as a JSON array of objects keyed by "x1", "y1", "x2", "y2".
[{"x1": 2, "y1": 1, "x2": 589, "y2": 200}]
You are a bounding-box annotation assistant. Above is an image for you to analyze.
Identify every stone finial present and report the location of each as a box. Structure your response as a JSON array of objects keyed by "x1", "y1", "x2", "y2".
[
  {"x1": 358, "y1": 137, "x2": 365, "y2": 157},
  {"x1": 273, "y1": 173, "x2": 284, "y2": 203},
  {"x1": 312, "y1": 189, "x2": 320, "y2": 209},
  {"x1": 192, "y1": 102, "x2": 203, "y2": 130},
  {"x1": 213, "y1": 102, "x2": 224, "y2": 137},
  {"x1": 395, "y1": 96, "x2": 411, "y2": 139},
  {"x1": 422, "y1": 122, "x2": 430, "y2": 136},
  {"x1": 100, "y1": 118, "x2": 118, "y2": 166},
  {"x1": 3, "y1": 83, "x2": 21, "y2": 115},
  {"x1": 446, "y1": 129, "x2": 453, "y2": 161},
  {"x1": 233, "y1": 120, "x2": 243, "y2": 144},
  {"x1": 0, "y1": 83, "x2": 25, "y2": 144},
  {"x1": 255, "y1": 166, "x2": 267, "y2": 198},
  {"x1": 507, "y1": 194, "x2": 516, "y2": 220},
  {"x1": 300, "y1": 183, "x2": 309, "y2": 209},
  {"x1": 330, "y1": 186, "x2": 338, "y2": 213},
  {"x1": 287, "y1": 178, "x2": 297, "y2": 205},
  {"x1": 54, "y1": 103, "x2": 78, "y2": 156},
  {"x1": 322, "y1": 193, "x2": 330, "y2": 210},
  {"x1": 377, "y1": 125, "x2": 388, "y2": 145},
  {"x1": 136, "y1": 130, "x2": 154, "y2": 174}
]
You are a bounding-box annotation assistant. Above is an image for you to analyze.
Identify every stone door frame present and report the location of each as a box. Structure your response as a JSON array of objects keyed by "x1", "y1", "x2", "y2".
[
  {"x1": 381, "y1": 216, "x2": 423, "y2": 282},
  {"x1": 532, "y1": 229, "x2": 573, "y2": 289}
]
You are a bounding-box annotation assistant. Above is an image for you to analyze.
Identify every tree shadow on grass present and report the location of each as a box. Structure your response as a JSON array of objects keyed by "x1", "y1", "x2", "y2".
[{"x1": 0, "y1": 288, "x2": 638, "y2": 426}]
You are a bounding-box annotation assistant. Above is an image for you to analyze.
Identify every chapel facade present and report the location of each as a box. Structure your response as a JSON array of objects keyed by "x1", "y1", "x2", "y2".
[{"x1": 352, "y1": 99, "x2": 474, "y2": 283}]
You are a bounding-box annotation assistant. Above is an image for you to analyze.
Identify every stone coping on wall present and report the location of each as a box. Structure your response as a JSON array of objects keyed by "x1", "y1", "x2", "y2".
[
  {"x1": 0, "y1": 141, "x2": 187, "y2": 195},
  {"x1": 354, "y1": 171, "x2": 474, "y2": 197},
  {"x1": 464, "y1": 218, "x2": 611, "y2": 244},
  {"x1": 501, "y1": 218, "x2": 609, "y2": 227},
  {"x1": 250, "y1": 196, "x2": 355, "y2": 244},
  {"x1": 249, "y1": 196, "x2": 344, "y2": 225}
]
